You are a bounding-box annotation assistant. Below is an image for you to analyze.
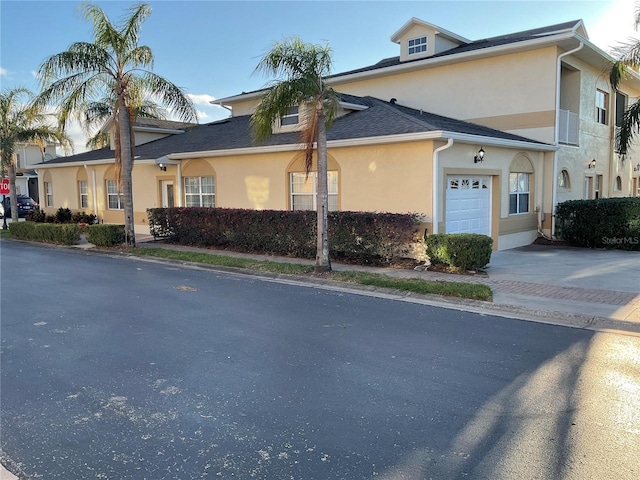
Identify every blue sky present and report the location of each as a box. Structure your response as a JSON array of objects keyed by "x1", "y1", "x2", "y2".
[{"x1": 0, "y1": 0, "x2": 634, "y2": 152}]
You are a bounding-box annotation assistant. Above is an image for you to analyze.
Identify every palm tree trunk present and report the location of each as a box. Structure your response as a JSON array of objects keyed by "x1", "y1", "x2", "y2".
[
  {"x1": 315, "y1": 109, "x2": 331, "y2": 272},
  {"x1": 118, "y1": 98, "x2": 136, "y2": 247}
]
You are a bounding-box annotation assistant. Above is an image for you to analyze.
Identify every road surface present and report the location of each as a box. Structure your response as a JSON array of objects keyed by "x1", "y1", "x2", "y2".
[{"x1": 1, "y1": 241, "x2": 638, "y2": 479}]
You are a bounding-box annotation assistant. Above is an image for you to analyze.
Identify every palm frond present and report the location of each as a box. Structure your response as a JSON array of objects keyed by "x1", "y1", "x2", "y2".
[{"x1": 616, "y1": 99, "x2": 640, "y2": 155}]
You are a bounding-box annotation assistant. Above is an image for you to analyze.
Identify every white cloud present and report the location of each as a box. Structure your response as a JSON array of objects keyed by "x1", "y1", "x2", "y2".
[
  {"x1": 589, "y1": 0, "x2": 637, "y2": 55},
  {"x1": 187, "y1": 93, "x2": 217, "y2": 105},
  {"x1": 0, "y1": 67, "x2": 7, "y2": 76},
  {"x1": 197, "y1": 110, "x2": 210, "y2": 120}
]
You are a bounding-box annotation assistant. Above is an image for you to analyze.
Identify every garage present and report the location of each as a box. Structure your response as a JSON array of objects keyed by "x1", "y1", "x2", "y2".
[{"x1": 445, "y1": 175, "x2": 491, "y2": 235}]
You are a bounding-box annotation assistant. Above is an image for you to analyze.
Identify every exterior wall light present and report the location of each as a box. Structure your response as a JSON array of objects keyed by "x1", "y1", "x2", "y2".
[
  {"x1": 474, "y1": 147, "x2": 485, "y2": 163},
  {"x1": 634, "y1": 163, "x2": 640, "y2": 172},
  {"x1": 158, "y1": 162, "x2": 167, "y2": 172},
  {"x1": 588, "y1": 159, "x2": 596, "y2": 169}
]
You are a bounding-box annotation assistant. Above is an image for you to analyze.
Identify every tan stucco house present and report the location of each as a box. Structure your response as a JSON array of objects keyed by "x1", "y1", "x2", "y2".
[{"x1": 34, "y1": 18, "x2": 640, "y2": 250}]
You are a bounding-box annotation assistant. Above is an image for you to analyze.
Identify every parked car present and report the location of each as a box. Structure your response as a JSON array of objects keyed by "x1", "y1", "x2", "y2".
[{"x1": 1, "y1": 195, "x2": 38, "y2": 218}]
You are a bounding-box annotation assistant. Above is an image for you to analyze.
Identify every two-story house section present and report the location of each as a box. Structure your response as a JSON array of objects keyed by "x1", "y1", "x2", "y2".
[
  {"x1": 9, "y1": 141, "x2": 61, "y2": 203},
  {"x1": 222, "y1": 18, "x2": 640, "y2": 236}
]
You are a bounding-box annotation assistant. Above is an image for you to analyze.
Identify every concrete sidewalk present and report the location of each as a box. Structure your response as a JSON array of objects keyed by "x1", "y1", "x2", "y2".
[{"x1": 132, "y1": 236, "x2": 640, "y2": 333}]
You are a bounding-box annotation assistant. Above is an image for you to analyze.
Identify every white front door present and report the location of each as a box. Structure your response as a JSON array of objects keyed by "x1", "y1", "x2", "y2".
[
  {"x1": 445, "y1": 176, "x2": 491, "y2": 235},
  {"x1": 161, "y1": 180, "x2": 175, "y2": 208}
]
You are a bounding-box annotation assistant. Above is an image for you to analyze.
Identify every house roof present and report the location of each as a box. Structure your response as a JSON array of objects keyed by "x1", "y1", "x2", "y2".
[
  {"x1": 330, "y1": 20, "x2": 584, "y2": 79},
  {"x1": 36, "y1": 94, "x2": 548, "y2": 167},
  {"x1": 218, "y1": 20, "x2": 586, "y2": 104},
  {"x1": 100, "y1": 116, "x2": 197, "y2": 134}
]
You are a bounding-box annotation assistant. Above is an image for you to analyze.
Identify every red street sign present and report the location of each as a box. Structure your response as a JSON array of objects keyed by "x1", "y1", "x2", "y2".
[{"x1": 0, "y1": 179, "x2": 9, "y2": 195}]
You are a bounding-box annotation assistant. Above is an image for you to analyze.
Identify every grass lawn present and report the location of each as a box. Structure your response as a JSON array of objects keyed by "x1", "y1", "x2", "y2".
[
  {"x1": 0, "y1": 228, "x2": 10, "y2": 239},
  {"x1": 134, "y1": 246, "x2": 492, "y2": 302}
]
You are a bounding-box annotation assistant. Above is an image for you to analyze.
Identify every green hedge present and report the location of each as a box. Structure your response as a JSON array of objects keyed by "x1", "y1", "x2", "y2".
[
  {"x1": 147, "y1": 208, "x2": 423, "y2": 266},
  {"x1": 555, "y1": 197, "x2": 640, "y2": 250},
  {"x1": 425, "y1": 233, "x2": 493, "y2": 271},
  {"x1": 9, "y1": 222, "x2": 81, "y2": 245},
  {"x1": 85, "y1": 224, "x2": 125, "y2": 246}
]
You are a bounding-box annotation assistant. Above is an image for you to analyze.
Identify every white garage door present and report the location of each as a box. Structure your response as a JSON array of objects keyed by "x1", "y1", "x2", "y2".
[{"x1": 445, "y1": 176, "x2": 491, "y2": 235}]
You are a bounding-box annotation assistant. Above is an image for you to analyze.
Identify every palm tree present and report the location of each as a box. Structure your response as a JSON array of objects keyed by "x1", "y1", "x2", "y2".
[
  {"x1": 0, "y1": 87, "x2": 72, "y2": 225},
  {"x1": 251, "y1": 37, "x2": 340, "y2": 272},
  {"x1": 609, "y1": 3, "x2": 640, "y2": 155},
  {"x1": 37, "y1": 2, "x2": 197, "y2": 246}
]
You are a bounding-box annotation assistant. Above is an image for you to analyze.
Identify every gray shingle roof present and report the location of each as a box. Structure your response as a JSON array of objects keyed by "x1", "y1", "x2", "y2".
[{"x1": 39, "y1": 94, "x2": 546, "y2": 166}]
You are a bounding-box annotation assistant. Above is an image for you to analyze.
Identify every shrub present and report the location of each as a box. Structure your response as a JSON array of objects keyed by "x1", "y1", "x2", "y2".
[
  {"x1": 555, "y1": 197, "x2": 640, "y2": 250},
  {"x1": 26, "y1": 207, "x2": 46, "y2": 223},
  {"x1": 426, "y1": 233, "x2": 493, "y2": 271},
  {"x1": 147, "y1": 208, "x2": 423, "y2": 266},
  {"x1": 85, "y1": 224, "x2": 125, "y2": 246},
  {"x1": 71, "y1": 212, "x2": 97, "y2": 224},
  {"x1": 9, "y1": 221, "x2": 80, "y2": 245},
  {"x1": 55, "y1": 207, "x2": 73, "y2": 223}
]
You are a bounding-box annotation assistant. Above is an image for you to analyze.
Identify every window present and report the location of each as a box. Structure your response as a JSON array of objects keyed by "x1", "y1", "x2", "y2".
[
  {"x1": 509, "y1": 173, "x2": 530, "y2": 215},
  {"x1": 184, "y1": 176, "x2": 215, "y2": 207},
  {"x1": 79, "y1": 180, "x2": 88, "y2": 209},
  {"x1": 614, "y1": 176, "x2": 622, "y2": 192},
  {"x1": 16, "y1": 153, "x2": 21, "y2": 168},
  {"x1": 596, "y1": 89, "x2": 608, "y2": 125},
  {"x1": 44, "y1": 182, "x2": 53, "y2": 207},
  {"x1": 290, "y1": 171, "x2": 338, "y2": 211},
  {"x1": 281, "y1": 106, "x2": 299, "y2": 126},
  {"x1": 558, "y1": 169, "x2": 571, "y2": 189},
  {"x1": 408, "y1": 36, "x2": 427, "y2": 55},
  {"x1": 106, "y1": 179, "x2": 124, "y2": 209}
]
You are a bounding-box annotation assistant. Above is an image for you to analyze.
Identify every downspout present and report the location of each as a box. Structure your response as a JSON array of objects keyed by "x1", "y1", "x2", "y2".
[
  {"x1": 431, "y1": 138, "x2": 454, "y2": 234},
  {"x1": 552, "y1": 41, "x2": 583, "y2": 238},
  {"x1": 176, "y1": 161, "x2": 183, "y2": 207},
  {"x1": 84, "y1": 164, "x2": 98, "y2": 219}
]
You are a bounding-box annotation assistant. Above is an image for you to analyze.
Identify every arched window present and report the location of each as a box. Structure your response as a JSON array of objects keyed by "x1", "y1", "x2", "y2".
[
  {"x1": 558, "y1": 169, "x2": 571, "y2": 190},
  {"x1": 286, "y1": 154, "x2": 340, "y2": 211},
  {"x1": 509, "y1": 154, "x2": 534, "y2": 215},
  {"x1": 613, "y1": 176, "x2": 622, "y2": 192}
]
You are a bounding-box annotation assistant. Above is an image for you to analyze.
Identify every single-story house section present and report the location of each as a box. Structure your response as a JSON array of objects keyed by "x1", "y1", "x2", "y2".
[{"x1": 35, "y1": 94, "x2": 555, "y2": 250}]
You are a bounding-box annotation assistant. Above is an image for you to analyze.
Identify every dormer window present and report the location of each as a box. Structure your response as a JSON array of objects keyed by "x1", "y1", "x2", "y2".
[
  {"x1": 408, "y1": 36, "x2": 427, "y2": 55},
  {"x1": 281, "y1": 106, "x2": 299, "y2": 126}
]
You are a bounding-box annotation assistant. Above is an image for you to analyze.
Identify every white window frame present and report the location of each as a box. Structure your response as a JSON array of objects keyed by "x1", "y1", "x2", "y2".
[
  {"x1": 79, "y1": 180, "x2": 88, "y2": 209},
  {"x1": 509, "y1": 173, "x2": 530, "y2": 215},
  {"x1": 184, "y1": 176, "x2": 215, "y2": 207},
  {"x1": 290, "y1": 171, "x2": 338, "y2": 211},
  {"x1": 408, "y1": 36, "x2": 427, "y2": 55},
  {"x1": 596, "y1": 89, "x2": 608, "y2": 125},
  {"x1": 106, "y1": 179, "x2": 124, "y2": 210},
  {"x1": 45, "y1": 181, "x2": 53, "y2": 207},
  {"x1": 281, "y1": 106, "x2": 299, "y2": 126}
]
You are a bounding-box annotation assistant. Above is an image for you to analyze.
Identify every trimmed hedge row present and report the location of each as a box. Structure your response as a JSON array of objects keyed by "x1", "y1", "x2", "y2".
[
  {"x1": 85, "y1": 224, "x2": 125, "y2": 246},
  {"x1": 9, "y1": 222, "x2": 80, "y2": 245},
  {"x1": 148, "y1": 208, "x2": 423, "y2": 265},
  {"x1": 555, "y1": 197, "x2": 640, "y2": 250},
  {"x1": 426, "y1": 233, "x2": 493, "y2": 271}
]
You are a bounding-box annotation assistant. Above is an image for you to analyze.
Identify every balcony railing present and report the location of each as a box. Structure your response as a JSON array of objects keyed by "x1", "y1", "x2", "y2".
[{"x1": 558, "y1": 109, "x2": 579, "y2": 146}]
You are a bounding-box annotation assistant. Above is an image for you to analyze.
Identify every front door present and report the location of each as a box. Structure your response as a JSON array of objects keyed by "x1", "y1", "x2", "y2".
[{"x1": 161, "y1": 180, "x2": 175, "y2": 208}]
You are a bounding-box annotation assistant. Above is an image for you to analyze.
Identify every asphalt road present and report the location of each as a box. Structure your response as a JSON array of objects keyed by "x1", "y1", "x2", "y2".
[{"x1": 1, "y1": 241, "x2": 639, "y2": 480}]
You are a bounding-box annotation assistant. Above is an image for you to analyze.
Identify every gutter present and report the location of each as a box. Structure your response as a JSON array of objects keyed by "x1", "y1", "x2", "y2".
[
  {"x1": 552, "y1": 41, "x2": 583, "y2": 238},
  {"x1": 431, "y1": 138, "x2": 454, "y2": 235}
]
